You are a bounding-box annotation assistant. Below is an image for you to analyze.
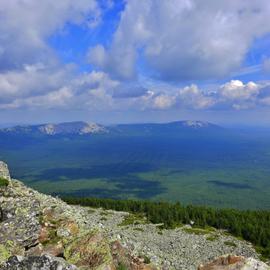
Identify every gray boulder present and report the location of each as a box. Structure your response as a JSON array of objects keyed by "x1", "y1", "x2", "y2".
[{"x1": 0, "y1": 255, "x2": 78, "y2": 270}]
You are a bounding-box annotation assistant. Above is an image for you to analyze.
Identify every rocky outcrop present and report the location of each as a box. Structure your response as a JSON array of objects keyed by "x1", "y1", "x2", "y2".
[
  {"x1": 0, "y1": 163, "x2": 155, "y2": 270},
  {"x1": 0, "y1": 161, "x2": 11, "y2": 181},
  {"x1": 198, "y1": 255, "x2": 270, "y2": 270},
  {"x1": 0, "y1": 162, "x2": 269, "y2": 270}
]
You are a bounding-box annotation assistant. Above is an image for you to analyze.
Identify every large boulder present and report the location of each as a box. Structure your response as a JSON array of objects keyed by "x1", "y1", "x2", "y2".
[
  {"x1": 0, "y1": 196, "x2": 41, "y2": 251},
  {"x1": 198, "y1": 255, "x2": 270, "y2": 270},
  {"x1": 0, "y1": 255, "x2": 78, "y2": 270}
]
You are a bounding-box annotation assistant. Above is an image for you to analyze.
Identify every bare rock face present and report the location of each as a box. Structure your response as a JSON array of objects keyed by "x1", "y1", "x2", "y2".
[
  {"x1": 0, "y1": 161, "x2": 11, "y2": 181},
  {"x1": 198, "y1": 255, "x2": 270, "y2": 270}
]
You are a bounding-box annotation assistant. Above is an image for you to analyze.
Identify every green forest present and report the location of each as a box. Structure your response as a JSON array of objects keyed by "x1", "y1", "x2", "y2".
[
  {"x1": 3, "y1": 129, "x2": 270, "y2": 210},
  {"x1": 63, "y1": 197, "x2": 270, "y2": 259}
]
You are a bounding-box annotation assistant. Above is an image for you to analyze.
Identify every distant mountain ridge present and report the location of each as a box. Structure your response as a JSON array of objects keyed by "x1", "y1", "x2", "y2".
[
  {"x1": 110, "y1": 120, "x2": 222, "y2": 136},
  {"x1": 0, "y1": 120, "x2": 222, "y2": 136},
  {"x1": 0, "y1": 121, "x2": 107, "y2": 135}
]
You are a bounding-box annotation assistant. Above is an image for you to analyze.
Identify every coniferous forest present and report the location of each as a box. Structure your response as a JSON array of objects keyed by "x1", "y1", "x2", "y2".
[{"x1": 63, "y1": 197, "x2": 270, "y2": 259}]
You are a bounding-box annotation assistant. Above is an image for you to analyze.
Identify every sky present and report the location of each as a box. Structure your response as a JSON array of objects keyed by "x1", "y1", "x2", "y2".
[{"x1": 0, "y1": 0, "x2": 270, "y2": 126}]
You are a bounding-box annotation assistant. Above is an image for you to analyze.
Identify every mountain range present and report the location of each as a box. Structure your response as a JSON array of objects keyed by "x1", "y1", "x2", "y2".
[{"x1": 0, "y1": 120, "x2": 222, "y2": 136}]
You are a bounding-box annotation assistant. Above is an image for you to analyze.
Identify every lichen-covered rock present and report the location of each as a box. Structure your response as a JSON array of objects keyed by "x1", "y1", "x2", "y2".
[
  {"x1": 0, "y1": 255, "x2": 78, "y2": 270},
  {"x1": 0, "y1": 161, "x2": 11, "y2": 182},
  {"x1": 198, "y1": 255, "x2": 270, "y2": 270},
  {"x1": 64, "y1": 231, "x2": 114, "y2": 270},
  {"x1": 0, "y1": 196, "x2": 41, "y2": 248}
]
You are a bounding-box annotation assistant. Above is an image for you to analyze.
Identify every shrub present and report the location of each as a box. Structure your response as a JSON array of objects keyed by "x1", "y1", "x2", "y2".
[{"x1": 0, "y1": 177, "x2": 9, "y2": 187}]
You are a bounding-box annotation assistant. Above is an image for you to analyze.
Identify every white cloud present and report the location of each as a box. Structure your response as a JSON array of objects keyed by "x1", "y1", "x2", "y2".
[
  {"x1": 220, "y1": 80, "x2": 260, "y2": 100},
  {"x1": 153, "y1": 94, "x2": 176, "y2": 109},
  {"x1": 1, "y1": 0, "x2": 270, "y2": 118},
  {"x1": 178, "y1": 84, "x2": 215, "y2": 109},
  {"x1": 0, "y1": 0, "x2": 106, "y2": 110},
  {"x1": 89, "y1": 0, "x2": 270, "y2": 81},
  {"x1": 1, "y1": 70, "x2": 270, "y2": 113},
  {"x1": 0, "y1": 64, "x2": 75, "y2": 102},
  {"x1": 88, "y1": 44, "x2": 137, "y2": 80},
  {"x1": 0, "y1": 0, "x2": 100, "y2": 71},
  {"x1": 1, "y1": 87, "x2": 74, "y2": 109},
  {"x1": 0, "y1": 70, "x2": 119, "y2": 110},
  {"x1": 136, "y1": 80, "x2": 269, "y2": 111}
]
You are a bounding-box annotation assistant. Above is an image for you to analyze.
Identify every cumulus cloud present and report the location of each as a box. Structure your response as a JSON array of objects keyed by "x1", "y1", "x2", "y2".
[
  {"x1": 0, "y1": 0, "x2": 100, "y2": 71},
  {"x1": 220, "y1": 80, "x2": 260, "y2": 100},
  {"x1": 135, "y1": 80, "x2": 270, "y2": 111},
  {"x1": 88, "y1": 44, "x2": 137, "y2": 80},
  {"x1": 0, "y1": 64, "x2": 75, "y2": 103},
  {"x1": 89, "y1": 0, "x2": 270, "y2": 81},
  {"x1": 1, "y1": 87, "x2": 74, "y2": 109},
  {"x1": 178, "y1": 85, "x2": 215, "y2": 109},
  {"x1": 0, "y1": 67, "x2": 115, "y2": 109}
]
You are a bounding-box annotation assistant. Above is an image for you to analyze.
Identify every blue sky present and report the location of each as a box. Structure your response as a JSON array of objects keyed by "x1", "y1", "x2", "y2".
[{"x1": 1, "y1": 0, "x2": 270, "y2": 126}]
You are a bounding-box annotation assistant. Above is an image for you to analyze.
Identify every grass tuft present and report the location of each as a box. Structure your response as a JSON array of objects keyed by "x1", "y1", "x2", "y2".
[
  {"x1": 224, "y1": 241, "x2": 237, "y2": 247},
  {"x1": 118, "y1": 213, "x2": 147, "y2": 227}
]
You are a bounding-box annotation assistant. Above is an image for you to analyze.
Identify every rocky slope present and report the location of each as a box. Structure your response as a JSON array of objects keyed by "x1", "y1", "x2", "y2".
[{"x1": 0, "y1": 161, "x2": 269, "y2": 270}]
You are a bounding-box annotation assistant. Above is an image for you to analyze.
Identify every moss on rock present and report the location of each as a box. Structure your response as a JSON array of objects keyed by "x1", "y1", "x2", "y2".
[
  {"x1": 0, "y1": 242, "x2": 24, "y2": 265},
  {"x1": 0, "y1": 244, "x2": 11, "y2": 264}
]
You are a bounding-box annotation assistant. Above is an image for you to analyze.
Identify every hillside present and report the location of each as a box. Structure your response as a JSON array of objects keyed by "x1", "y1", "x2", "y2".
[{"x1": 0, "y1": 161, "x2": 269, "y2": 269}]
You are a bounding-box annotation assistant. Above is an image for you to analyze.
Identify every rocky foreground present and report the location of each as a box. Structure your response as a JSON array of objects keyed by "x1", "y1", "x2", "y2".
[{"x1": 0, "y1": 161, "x2": 269, "y2": 270}]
